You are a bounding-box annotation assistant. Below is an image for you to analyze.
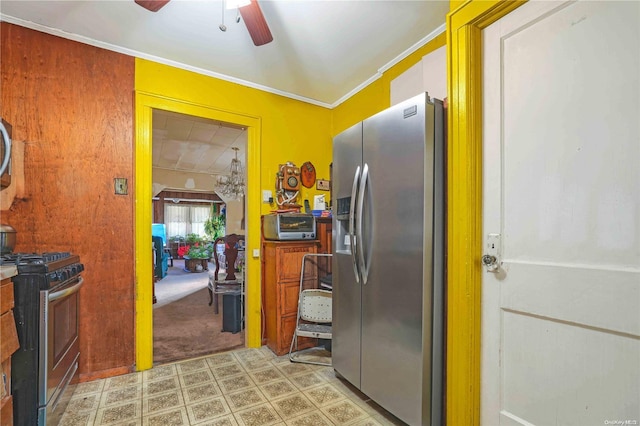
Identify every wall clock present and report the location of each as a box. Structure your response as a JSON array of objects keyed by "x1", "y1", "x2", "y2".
[{"x1": 301, "y1": 161, "x2": 316, "y2": 188}]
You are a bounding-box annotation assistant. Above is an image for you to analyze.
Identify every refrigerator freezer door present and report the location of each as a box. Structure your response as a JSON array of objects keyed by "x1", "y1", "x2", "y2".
[
  {"x1": 360, "y1": 93, "x2": 434, "y2": 425},
  {"x1": 332, "y1": 121, "x2": 363, "y2": 388}
]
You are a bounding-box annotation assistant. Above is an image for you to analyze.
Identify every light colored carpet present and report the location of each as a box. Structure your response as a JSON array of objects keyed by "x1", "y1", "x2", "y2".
[{"x1": 153, "y1": 259, "x2": 212, "y2": 308}]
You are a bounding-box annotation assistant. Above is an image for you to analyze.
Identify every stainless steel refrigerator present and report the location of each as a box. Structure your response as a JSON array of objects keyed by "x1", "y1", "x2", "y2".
[{"x1": 332, "y1": 92, "x2": 444, "y2": 426}]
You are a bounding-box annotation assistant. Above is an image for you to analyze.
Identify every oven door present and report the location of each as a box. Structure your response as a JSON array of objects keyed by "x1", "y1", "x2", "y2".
[{"x1": 39, "y1": 276, "x2": 83, "y2": 417}]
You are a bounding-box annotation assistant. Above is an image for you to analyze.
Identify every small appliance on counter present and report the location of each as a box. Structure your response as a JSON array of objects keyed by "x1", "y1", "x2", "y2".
[
  {"x1": 0, "y1": 224, "x2": 16, "y2": 254},
  {"x1": 263, "y1": 213, "x2": 316, "y2": 241}
]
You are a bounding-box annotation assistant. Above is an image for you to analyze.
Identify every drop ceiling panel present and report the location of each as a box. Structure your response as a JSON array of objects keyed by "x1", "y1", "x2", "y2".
[
  {"x1": 151, "y1": 109, "x2": 247, "y2": 175},
  {"x1": 212, "y1": 150, "x2": 246, "y2": 173},
  {"x1": 189, "y1": 126, "x2": 218, "y2": 143}
]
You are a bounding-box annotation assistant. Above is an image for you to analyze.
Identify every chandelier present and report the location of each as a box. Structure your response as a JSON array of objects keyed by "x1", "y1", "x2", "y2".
[{"x1": 216, "y1": 147, "x2": 245, "y2": 199}]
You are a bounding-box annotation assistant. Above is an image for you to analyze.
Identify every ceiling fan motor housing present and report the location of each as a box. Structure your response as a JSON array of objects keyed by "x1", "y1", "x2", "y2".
[{"x1": 135, "y1": 0, "x2": 273, "y2": 46}]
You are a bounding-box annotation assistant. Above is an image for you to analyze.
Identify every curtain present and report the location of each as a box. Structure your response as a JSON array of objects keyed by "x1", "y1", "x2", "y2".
[
  {"x1": 165, "y1": 204, "x2": 210, "y2": 238},
  {"x1": 190, "y1": 205, "x2": 210, "y2": 237}
]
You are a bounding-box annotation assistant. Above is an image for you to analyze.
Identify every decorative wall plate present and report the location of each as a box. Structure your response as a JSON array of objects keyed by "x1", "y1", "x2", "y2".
[{"x1": 301, "y1": 161, "x2": 316, "y2": 188}]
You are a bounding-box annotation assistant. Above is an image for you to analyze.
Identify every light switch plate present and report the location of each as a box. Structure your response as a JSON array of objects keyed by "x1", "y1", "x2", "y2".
[
  {"x1": 316, "y1": 179, "x2": 330, "y2": 191},
  {"x1": 114, "y1": 178, "x2": 128, "y2": 195}
]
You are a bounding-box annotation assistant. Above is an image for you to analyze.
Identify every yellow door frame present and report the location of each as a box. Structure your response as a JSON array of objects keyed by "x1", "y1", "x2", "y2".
[
  {"x1": 134, "y1": 92, "x2": 262, "y2": 371},
  {"x1": 446, "y1": 1, "x2": 526, "y2": 424}
]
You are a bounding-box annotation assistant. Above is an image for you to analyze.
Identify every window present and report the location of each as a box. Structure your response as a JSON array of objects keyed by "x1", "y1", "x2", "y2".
[{"x1": 165, "y1": 204, "x2": 211, "y2": 238}]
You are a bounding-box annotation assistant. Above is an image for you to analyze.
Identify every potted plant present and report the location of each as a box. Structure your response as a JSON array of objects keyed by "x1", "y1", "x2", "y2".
[
  {"x1": 204, "y1": 214, "x2": 225, "y2": 242},
  {"x1": 185, "y1": 233, "x2": 203, "y2": 246},
  {"x1": 186, "y1": 243, "x2": 211, "y2": 259},
  {"x1": 182, "y1": 242, "x2": 212, "y2": 272}
]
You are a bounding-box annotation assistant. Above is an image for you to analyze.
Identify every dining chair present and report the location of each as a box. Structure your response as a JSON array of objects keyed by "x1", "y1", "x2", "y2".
[{"x1": 208, "y1": 233, "x2": 245, "y2": 315}]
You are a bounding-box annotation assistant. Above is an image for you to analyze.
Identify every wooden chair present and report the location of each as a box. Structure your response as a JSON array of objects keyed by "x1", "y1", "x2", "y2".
[{"x1": 208, "y1": 233, "x2": 245, "y2": 314}]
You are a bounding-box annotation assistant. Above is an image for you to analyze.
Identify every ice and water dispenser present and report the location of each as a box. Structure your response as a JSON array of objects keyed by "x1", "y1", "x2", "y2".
[{"x1": 334, "y1": 196, "x2": 352, "y2": 254}]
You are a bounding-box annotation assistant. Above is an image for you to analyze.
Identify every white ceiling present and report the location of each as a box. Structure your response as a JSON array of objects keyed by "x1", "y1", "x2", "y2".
[
  {"x1": 152, "y1": 109, "x2": 246, "y2": 177},
  {"x1": 0, "y1": 0, "x2": 449, "y2": 107}
]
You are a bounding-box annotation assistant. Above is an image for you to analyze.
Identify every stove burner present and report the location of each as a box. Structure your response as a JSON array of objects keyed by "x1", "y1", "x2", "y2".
[
  {"x1": 41, "y1": 252, "x2": 71, "y2": 262},
  {"x1": 0, "y1": 252, "x2": 72, "y2": 265}
]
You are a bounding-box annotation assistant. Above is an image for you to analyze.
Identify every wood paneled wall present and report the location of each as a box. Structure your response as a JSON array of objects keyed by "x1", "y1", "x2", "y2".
[
  {"x1": 153, "y1": 190, "x2": 222, "y2": 223},
  {"x1": 1, "y1": 24, "x2": 136, "y2": 378}
]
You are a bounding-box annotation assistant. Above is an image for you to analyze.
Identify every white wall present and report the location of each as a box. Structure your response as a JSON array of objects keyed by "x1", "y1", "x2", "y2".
[
  {"x1": 223, "y1": 198, "x2": 244, "y2": 235},
  {"x1": 152, "y1": 168, "x2": 217, "y2": 194},
  {"x1": 390, "y1": 46, "x2": 447, "y2": 105}
]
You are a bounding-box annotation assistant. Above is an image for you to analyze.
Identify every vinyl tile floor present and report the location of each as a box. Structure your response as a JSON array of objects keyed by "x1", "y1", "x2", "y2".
[{"x1": 60, "y1": 346, "x2": 406, "y2": 426}]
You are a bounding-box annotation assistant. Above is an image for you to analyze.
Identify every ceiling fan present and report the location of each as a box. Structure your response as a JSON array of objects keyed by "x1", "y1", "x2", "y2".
[{"x1": 134, "y1": 0, "x2": 273, "y2": 46}]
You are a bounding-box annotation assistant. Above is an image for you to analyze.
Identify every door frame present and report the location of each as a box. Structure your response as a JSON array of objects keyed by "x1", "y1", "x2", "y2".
[
  {"x1": 134, "y1": 92, "x2": 262, "y2": 371},
  {"x1": 445, "y1": 1, "x2": 526, "y2": 424}
]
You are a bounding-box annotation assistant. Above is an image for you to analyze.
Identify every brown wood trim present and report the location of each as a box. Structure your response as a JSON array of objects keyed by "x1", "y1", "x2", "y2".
[
  {"x1": 158, "y1": 190, "x2": 222, "y2": 202},
  {"x1": 79, "y1": 365, "x2": 134, "y2": 383},
  {"x1": 153, "y1": 190, "x2": 223, "y2": 222}
]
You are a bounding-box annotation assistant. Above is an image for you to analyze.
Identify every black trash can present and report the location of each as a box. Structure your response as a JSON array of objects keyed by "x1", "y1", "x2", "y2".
[{"x1": 222, "y1": 291, "x2": 244, "y2": 333}]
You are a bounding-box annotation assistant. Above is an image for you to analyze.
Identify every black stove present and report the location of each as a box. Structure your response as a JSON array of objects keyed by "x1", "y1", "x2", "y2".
[
  {"x1": 9, "y1": 251, "x2": 84, "y2": 425},
  {"x1": 1, "y1": 252, "x2": 83, "y2": 289}
]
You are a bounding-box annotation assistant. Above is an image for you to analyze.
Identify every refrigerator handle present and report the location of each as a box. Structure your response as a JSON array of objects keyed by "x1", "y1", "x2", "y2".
[
  {"x1": 349, "y1": 166, "x2": 361, "y2": 283},
  {"x1": 356, "y1": 163, "x2": 370, "y2": 285}
]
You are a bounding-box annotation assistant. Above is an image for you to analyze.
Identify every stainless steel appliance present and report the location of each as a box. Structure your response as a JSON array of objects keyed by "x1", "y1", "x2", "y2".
[
  {"x1": 332, "y1": 92, "x2": 444, "y2": 426},
  {"x1": 5, "y1": 252, "x2": 84, "y2": 425},
  {"x1": 263, "y1": 213, "x2": 316, "y2": 240}
]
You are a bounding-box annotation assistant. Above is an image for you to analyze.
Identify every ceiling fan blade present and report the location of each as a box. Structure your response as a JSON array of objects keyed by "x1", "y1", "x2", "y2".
[
  {"x1": 239, "y1": 0, "x2": 273, "y2": 46},
  {"x1": 135, "y1": 0, "x2": 170, "y2": 12}
]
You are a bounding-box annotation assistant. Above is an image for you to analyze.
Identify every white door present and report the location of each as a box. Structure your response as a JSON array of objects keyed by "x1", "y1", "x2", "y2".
[{"x1": 482, "y1": 1, "x2": 640, "y2": 425}]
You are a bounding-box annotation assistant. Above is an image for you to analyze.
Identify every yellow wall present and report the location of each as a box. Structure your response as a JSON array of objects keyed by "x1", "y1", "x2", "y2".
[
  {"x1": 331, "y1": 33, "x2": 447, "y2": 135},
  {"x1": 450, "y1": 0, "x2": 467, "y2": 13},
  {"x1": 136, "y1": 59, "x2": 333, "y2": 212},
  {"x1": 135, "y1": 59, "x2": 333, "y2": 368},
  {"x1": 135, "y1": 29, "x2": 445, "y2": 367},
  {"x1": 136, "y1": 32, "x2": 446, "y2": 213}
]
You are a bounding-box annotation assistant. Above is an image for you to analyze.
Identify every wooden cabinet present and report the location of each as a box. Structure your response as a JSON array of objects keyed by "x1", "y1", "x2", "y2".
[
  {"x1": 316, "y1": 217, "x2": 332, "y2": 254},
  {"x1": 315, "y1": 217, "x2": 332, "y2": 281},
  {"x1": 1, "y1": 274, "x2": 19, "y2": 425},
  {"x1": 262, "y1": 240, "x2": 319, "y2": 356}
]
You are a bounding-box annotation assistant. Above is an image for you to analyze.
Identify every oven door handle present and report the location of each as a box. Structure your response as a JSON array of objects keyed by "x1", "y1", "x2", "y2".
[{"x1": 49, "y1": 277, "x2": 84, "y2": 301}]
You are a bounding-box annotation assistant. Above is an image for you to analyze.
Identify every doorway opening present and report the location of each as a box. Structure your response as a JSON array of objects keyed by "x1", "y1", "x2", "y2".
[
  {"x1": 151, "y1": 109, "x2": 247, "y2": 364},
  {"x1": 134, "y1": 92, "x2": 262, "y2": 371}
]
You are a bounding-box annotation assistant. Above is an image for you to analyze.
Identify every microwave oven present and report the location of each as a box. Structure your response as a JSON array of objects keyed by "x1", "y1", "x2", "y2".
[
  {"x1": 263, "y1": 213, "x2": 316, "y2": 241},
  {"x1": 0, "y1": 118, "x2": 11, "y2": 188}
]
